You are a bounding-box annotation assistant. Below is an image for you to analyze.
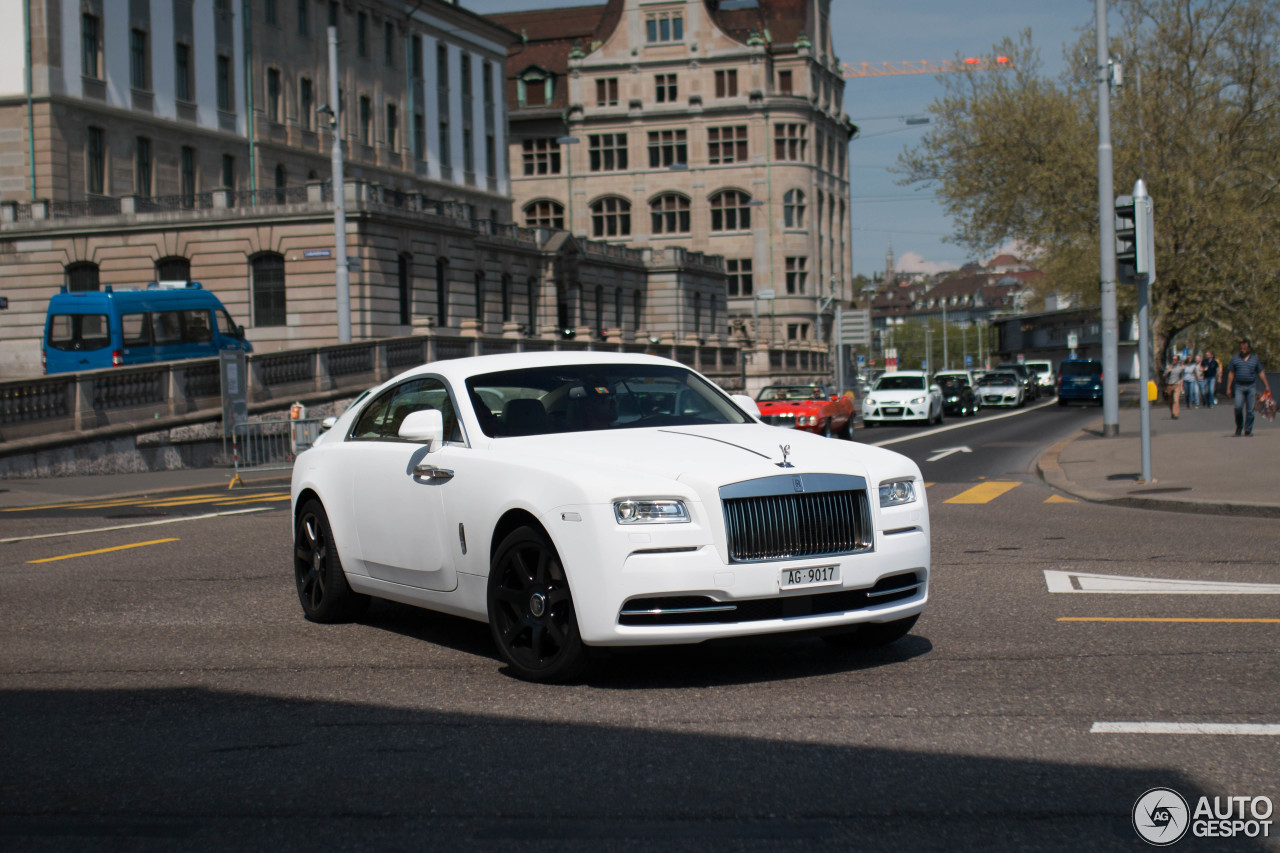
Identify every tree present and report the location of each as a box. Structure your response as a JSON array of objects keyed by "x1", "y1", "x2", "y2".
[{"x1": 898, "y1": 0, "x2": 1280, "y2": 363}]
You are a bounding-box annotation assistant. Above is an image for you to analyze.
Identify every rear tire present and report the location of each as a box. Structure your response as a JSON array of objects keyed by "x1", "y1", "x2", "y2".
[{"x1": 823, "y1": 614, "x2": 919, "y2": 648}]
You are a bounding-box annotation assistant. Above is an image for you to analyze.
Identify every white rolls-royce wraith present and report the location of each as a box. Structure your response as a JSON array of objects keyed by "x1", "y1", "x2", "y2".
[{"x1": 291, "y1": 352, "x2": 930, "y2": 681}]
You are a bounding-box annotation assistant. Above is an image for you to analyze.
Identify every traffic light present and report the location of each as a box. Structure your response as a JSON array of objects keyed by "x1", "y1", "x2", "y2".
[{"x1": 1115, "y1": 193, "x2": 1155, "y2": 284}]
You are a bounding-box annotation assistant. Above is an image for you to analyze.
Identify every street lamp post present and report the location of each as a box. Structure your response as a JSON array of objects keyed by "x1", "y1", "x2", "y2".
[{"x1": 325, "y1": 26, "x2": 350, "y2": 343}]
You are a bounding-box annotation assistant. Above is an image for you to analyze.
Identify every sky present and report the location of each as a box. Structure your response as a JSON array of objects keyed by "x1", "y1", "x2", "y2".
[{"x1": 462, "y1": 0, "x2": 1100, "y2": 278}]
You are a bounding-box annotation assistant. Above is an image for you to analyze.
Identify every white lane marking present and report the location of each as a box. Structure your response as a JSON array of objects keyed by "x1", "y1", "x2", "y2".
[
  {"x1": 0, "y1": 508, "x2": 273, "y2": 543},
  {"x1": 926, "y1": 446, "x2": 971, "y2": 463},
  {"x1": 868, "y1": 397, "x2": 1059, "y2": 447},
  {"x1": 1092, "y1": 722, "x2": 1280, "y2": 735},
  {"x1": 1045, "y1": 570, "x2": 1280, "y2": 595}
]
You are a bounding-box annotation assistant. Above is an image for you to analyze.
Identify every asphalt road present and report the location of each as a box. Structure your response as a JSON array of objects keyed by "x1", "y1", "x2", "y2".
[{"x1": 2, "y1": 402, "x2": 1278, "y2": 852}]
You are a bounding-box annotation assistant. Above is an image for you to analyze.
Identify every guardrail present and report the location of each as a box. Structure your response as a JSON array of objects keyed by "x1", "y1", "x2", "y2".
[
  {"x1": 0, "y1": 333, "x2": 830, "y2": 445},
  {"x1": 229, "y1": 417, "x2": 324, "y2": 487}
]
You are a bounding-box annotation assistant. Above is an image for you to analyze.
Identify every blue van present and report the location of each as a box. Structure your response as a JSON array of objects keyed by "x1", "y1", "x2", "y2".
[
  {"x1": 42, "y1": 282, "x2": 252, "y2": 374},
  {"x1": 1056, "y1": 359, "x2": 1104, "y2": 405}
]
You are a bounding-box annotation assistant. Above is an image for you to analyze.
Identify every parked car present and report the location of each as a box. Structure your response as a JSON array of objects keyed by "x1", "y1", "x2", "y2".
[
  {"x1": 1057, "y1": 359, "x2": 1104, "y2": 405},
  {"x1": 996, "y1": 362, "x2": 1041, "y2": 401},
  {"x1": 976, "y1": 371, "x2": 1025, "y2": 407},
  {"x1": 42, "y1": 281, "x2": 251, "y2": 374},
  {"x1": 935, "y1": 375, "x2": 979, "y2": 417},
  {"x1": 290, "y1": 352, "x2": 931, "y2": 682},
  {"x1": 1024, "y1": 360, "x2": 1056, "y2": 396},
  {"x1": 756, "y1": 383, "x2": 856, "y2": 439},
  {"x1": 861, "y1": 371, "x2": 944, "y2": 427}
]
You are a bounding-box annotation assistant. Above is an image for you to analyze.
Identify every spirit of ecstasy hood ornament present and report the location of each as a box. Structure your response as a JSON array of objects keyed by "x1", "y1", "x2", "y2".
[{"x1": 776, "y1": 444, "x2": 793, "y2": 468}]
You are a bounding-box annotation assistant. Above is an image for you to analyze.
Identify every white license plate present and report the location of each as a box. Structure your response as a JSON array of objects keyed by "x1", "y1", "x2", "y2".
[
  {"x1": 885, "y1": 407, "x2": 903, "y2": 415},
  {"x1": 780, "y1": 565, "x2": 841, "y2": 590}
]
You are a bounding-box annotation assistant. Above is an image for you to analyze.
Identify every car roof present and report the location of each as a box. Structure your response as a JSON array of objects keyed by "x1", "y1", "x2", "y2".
[
  {"x1": 879, "y1": 370, "x2": 927, "y2": 378},
  {"x1": 386, "y1": 350, "x2": 692, "y2": 385}
]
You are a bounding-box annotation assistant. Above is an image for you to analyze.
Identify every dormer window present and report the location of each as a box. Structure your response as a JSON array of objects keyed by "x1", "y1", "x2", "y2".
[{"x1": 518, "y1": 67, "x2": 553, "y2": 108}]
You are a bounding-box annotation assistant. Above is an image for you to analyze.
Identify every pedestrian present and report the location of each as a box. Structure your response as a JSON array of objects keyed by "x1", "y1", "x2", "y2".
[
  {"x1": 1163, "y1": 355, "x2": 1182, "y2": 419},
  {"x1": 1224, "y1": 339, "x2": 1271, "y2": 436},
  {"x1": 1201, "y1": 350, "x2": 1219, "y2": 407},
  {"x1": 1183, "y1": 354, "x2": 1202, "y2": 408}
]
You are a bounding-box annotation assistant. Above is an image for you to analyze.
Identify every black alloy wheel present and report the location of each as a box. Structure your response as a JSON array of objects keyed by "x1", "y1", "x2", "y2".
[
  {"x1": 487, "y1": 526, "x2": 591, "y2": 683},
  {"x1": 294, "y1": 499, "x2": 369, "y2": 623}
]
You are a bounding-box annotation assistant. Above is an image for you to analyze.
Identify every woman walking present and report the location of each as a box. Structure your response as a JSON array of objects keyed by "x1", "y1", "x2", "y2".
[{"x1": 1164, "y1": 356, "x2": 1183, "y2": 419}]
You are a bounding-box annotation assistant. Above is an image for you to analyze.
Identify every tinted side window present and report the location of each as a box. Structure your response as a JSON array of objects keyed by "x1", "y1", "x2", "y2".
[
  {"x1": 350, "y1": 377, "x2": 461, "y2": 442},
  {"x1": 122, "y1": 313, "x2": 152, "y2": 347},
  {"x1": 47, "y1": 314, "x2": 110, "y2": 351},
  {"x1": 217, "y1": 309, "x2": 239, "y2": 337}
]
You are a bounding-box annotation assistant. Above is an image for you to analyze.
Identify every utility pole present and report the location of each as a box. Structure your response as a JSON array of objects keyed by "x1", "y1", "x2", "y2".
[
  {"x1": 328, "y1": 26, "x2": 351, "y2": 343},
  {"x1": 1096, "y1": 0, "x2": 1119, "y2": 436}
]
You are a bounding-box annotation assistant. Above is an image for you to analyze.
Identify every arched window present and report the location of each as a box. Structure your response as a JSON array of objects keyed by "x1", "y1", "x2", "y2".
[
  {"x1": 527, "y1": 276, "x2": 538, "y2": 332},
  {"x1": 251, "y1": 252, "x2": 286, "y2": 326},
  {"x1": 155, "y1": 257, "x2": 190, "y2": 282},
  {"x1": 709, "y1": 294, "x2": 718, "y2": 336},
  {"x1": 435, "y1": 257, "x2": 449, "y2": 327},
  {"x1": 590, "y1": 196, "x2": 631, "y2": 238},
  {"x1": 614, "y1": 288, "x2": 623, "y2": 328},
  {"x1": 783, "y1": 189, "x2": 806, "y2": 228},
  {"x1": 633, "y1": 290, "x2": 642, "y2": 331},
  {"x1": 523, "y1": 199, "x2": 564, "y2": 229},
  {"x1": 475, "y1": 271, "x2": 485, "y2": 326},
  {"x1": 594, "y1": 285, "x2": 603, "y2": 336},
  {"x1": 693, "y1": 292, "x2": 702, "y2": 335},
  {"x1": 709, "y1": 190, "x2": 751, "y2": 232},
  {"x1": 398, "y1": 253, "x2": 412, "y2": 325},
  {"x1": 649, "y1": 193, "x2": 690, "y2": 235},
  {"x1": 501, "y1": 273, "x2": 513, "y2": 323},
  {"x1": 66, "y1": 262, "x2": 100, "y2": 292}
]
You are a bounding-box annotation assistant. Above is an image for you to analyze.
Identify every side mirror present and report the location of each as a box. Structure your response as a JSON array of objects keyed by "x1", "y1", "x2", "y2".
[
  {"x1": 399, "y1": 408, "x2": 444, "y2": 447},
  {"x1": 319, "y1": 416, "x2": 338, "y2": 432},
  {"x1": 731, "y1": 394, "x2": 761, "y2": 418},
  {"x1": 236, "y1": 324, "x2": 245, "y2": 339}
]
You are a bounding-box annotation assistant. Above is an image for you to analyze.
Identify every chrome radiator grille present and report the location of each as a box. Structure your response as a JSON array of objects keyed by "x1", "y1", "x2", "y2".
[{"x1": 722, "y1": 483, "x2": 872, "y2": 563}]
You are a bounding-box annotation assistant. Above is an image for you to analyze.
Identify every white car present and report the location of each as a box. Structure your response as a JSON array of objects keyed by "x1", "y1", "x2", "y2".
[
  {"x1": 861, "y1": 371, "x2": 944, "y2": 427},
  {"x1": 976, "y1": 371, "x2": 1025, "y2": 407},
  {"x1": 291, "y1": 352, "x2": 930, "y2": 682}
]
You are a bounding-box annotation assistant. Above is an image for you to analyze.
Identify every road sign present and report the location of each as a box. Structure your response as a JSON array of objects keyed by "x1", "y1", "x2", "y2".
[
  {"x1": 756, "y1": 288, "x2": 776, "y2": 299},
  {"x1": 965, "y1": 355, "x2": 972, "y2": 367},
  {"x1": 1068, "y1": 333, "x2": 1078, "y2": 350}
]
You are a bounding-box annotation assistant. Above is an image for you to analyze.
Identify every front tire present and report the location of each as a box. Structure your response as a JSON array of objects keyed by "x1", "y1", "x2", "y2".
[
  {"x1": 487, "y1": 525, "x2": 592, "y2": 683},
  {"x1": 294, "y1": 499, "x2": 369, "y2": 623},
  {"x1": 823, "y1": 614, "x2": 919, "y2": 648}
]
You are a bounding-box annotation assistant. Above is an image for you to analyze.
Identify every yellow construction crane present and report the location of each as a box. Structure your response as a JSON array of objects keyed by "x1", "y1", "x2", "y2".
[{"x1": 842, "y1": 56, "x2": 1013, "y2": 79}]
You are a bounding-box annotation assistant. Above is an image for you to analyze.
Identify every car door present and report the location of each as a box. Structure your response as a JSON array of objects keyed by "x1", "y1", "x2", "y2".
[{"x1": 345, "y1": 377, "x2": 461, "y2": 592}]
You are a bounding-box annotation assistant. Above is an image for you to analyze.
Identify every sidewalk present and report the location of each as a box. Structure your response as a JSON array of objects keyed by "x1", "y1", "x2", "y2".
[
  {"x1": 0, "y1": 467, "x2": 290, "y2": 510},
  {"x1": 1038, "y1": 399, "x2": 1280, "y2": 518}
]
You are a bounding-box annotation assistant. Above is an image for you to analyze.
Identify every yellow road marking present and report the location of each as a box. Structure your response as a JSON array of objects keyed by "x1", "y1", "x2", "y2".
[
  {"x1": 944, "y1": 480, "x2": 1020, "y2": 504},
  {"x1": 3, "y1": 497, "x2": 139, "y2": 512},
  {"x1": 27, "y1": 537, "x2": 180, "y2": 563},
  {"x1": 211, "y1": 494, "x2": 292, "y2": 505},
  {"x1": 1045, "y1": 495, "x2": 1077, "y2": 503},
  {"x1": 1059, "y1": 617, "x2": 1280, "y2": 624}
]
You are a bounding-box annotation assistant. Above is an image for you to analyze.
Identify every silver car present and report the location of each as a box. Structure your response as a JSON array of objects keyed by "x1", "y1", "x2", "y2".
[{"x1": 975, "y1": 371, "x2": 1024, "y2": 407}]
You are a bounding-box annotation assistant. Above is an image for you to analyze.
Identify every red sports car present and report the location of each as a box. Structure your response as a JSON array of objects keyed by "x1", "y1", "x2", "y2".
[{"x1": 755, "y1": 384, "x2": 857, "y2": 439}]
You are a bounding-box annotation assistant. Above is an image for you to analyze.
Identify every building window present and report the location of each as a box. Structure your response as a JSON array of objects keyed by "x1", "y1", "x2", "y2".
[
  {"x1": 217, "y1": 55, "x2": 233, "y2": 111},
  {"x1": 524, "y1": 200, "x2": 565, "y2": 229},
  {"x1": 274, "y1": 164, "x2": 287, "y2": 201},
  {"x1": 252, "y1": 253, "x2": 286, "y2": 327},
  {"x1": 726, "y1": 259, "x2": 752, "y2": 297},
  {"x1": 646, "y1": 10, "x2": 683, "y2": 43},
  {"x1": 354, "y1": 96, "x2": 369, "y2": 146},
  {"x1": 775, "y1": 123, "x2": 806, "y2": 161},
  {"x1": 528, "y1": 277, "x2": 538, "y2": 332},
  {"x1": 81, "y1": 14, "x2": 101, "y2": 79},
  {"x1": 501, "y1": 274, "x2": 513, "y2": 323},
  {"x1": 355, "y1": 11, "x2": 367, "y2": 57},
  {"x1": 595, "y1": 285, "x2": 604, "y2": 336},
  {"x1": 221, "y1": 154, "x2": 235, "y2": 189},
  {"x1": 588, "y1": 133, "x2": 627, "y2": 172},
  {"x1": 693, "y1": 292, "x2": 702, "y2": 335},
  {"x1": 130, "y1": 29, "x2": 148, "y2": 89},
  {"x1": 596, "y1": 78, "x2": 618, "y2": 106},
  {"x1": 398, "y1": 254, "x2": 412, "y2": 325},
  {"x1": 175, "y1": 44, "x2": 192, "y2": 101},
  {"x1": 519, "y1": 70, "x2": 551, "y2": 108},
  {"x1": 413, "y1": 114, "x2": 426, "y2": 161},
  {"x1": 435, "y1": 257, "x2": 449, "y2": 327},
  {"x1": 156, "y1": 257, "x2": 191, "y2": 281},
  {"x1": 521, "y1": 138, "x2": 561, "y2": 175},
  {"x1": 816, "y1": 133, "x2": 825, "y2": 168},
  {"x1": 438, "y1": 45, "x2": 452, "y2": 170},
  {"x1": 590, "y1": 197, "x2": 631, "y2": 238},
  {"x1": 297, "y1": 0, "x2": 308, "y2": 36},
  {"x1": 709, "y1": 190, "x2": 751, "y2": 232},
  {"x1": 67, "y1": 262, "x2": 100, "y2": 292},
  {"x1": 785, "y1": 256, "x2": 808, "y2": 295},
  {"x1": 386, "y1": 103, "x2": 398, "y2": 150},
  {"x1": 655, "y1": 73, "x2": 677, "y2": 103},
  {"x1": 778, "y1": 69, "x2": 793, "y2": 94},
  {"x1": 180, "y1": 146, "x2": 196, "y2": 207},
  {"x1": 328, "y1": 0, "x2": 338, "y2": 27},
  {"x1": 614, "y1": 288, "x2": 623, "y2": 328},
  {"x1": 633, "y1": 291, "x2": 643, "y2": 330},
  {"x1": 708, "y1": 126, "x2": 748, "y2": 164},
  {"x1": 784, "y1": 189, "x2": 806, "y2": 228},
  {"x1": 265, "y1": 0, "x2": 277, "y2": 26},
  {"x1": 135, "y1": 137, "x2": 152, "y2": 196},
  {"x1": 384, "y1": 21, "x2": 394, "y2": 65},
  {"x1": 714, "y1": 69, "x2": 738, "y2": 98},
  {"x1": 266, "y1": 69, "x2": 281, "y2": 122},
  {"x1": 300, "y1": 78, "x2": 314, "y2": 130},
  {"x1": 650, "y1": 193, "x2": 690, "y2": 235},
  {"x1": 647, "y1": 129, "x2": 687, "y2": 168},
  {"x1": 461, "y1": 52, "x2": 474, "y2": 179},
  {"x1": 86, "y1": 127, "x2": 105, "y2": 195},
  {"x1": 484, "y1": 60, "x2": 497, "y2": 183}
]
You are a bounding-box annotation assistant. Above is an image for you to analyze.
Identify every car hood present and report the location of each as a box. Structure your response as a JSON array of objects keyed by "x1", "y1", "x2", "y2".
[
  {"x1": 757, "y1": 400, "x2": 818, "y2": 413},
  {"x1": 866, "y1": 390, "x2": 926, "y2": 403}
]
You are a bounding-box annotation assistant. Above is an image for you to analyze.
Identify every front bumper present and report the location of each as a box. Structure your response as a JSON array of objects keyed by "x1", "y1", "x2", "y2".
[
  {"x1": 862, "y1": 402, "x2": 929, "y2": 421},
  {"x1": 980, "y1": 391, "x2": 1020, "y2": 406}
]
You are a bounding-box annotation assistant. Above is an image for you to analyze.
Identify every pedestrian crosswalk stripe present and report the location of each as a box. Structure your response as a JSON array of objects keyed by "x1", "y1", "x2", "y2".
[{"x1": 944, "y1": 480, "x2": 1021, "y2": 504}]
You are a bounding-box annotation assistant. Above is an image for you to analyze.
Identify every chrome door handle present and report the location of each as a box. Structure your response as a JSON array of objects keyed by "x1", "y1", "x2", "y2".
[{"x1": 413, "y1": 463, "x2": 454, "y2": 481}]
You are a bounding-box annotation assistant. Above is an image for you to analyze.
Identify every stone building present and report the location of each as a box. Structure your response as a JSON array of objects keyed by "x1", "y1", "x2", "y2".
[{"x1": 489, "y1": 0, "x2": 855, "y2": 346}]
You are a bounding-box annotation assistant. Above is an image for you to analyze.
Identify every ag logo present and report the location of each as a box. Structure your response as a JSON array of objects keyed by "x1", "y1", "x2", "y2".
[{"x1": 1133, "y1": 787, "x2": 1190, "y2": 845}]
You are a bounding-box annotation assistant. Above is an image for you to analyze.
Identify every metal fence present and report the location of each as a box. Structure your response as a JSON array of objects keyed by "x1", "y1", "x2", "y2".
[{"x1": 229, "y1": 417, "x2": 324, "y2": 487}]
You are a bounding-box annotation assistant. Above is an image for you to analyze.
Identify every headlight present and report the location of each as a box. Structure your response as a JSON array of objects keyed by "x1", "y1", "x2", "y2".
[
  {"x1": 614, "y1": 499, "x2": 690, "y2": 524},
  {"x1": 801, "y1": 415, "x2": 817, "y2": 426},
  {"x1": 910, "y1": 396, "x2": 926, "y2": 405},
  {"x1": 878, "y1": 479, "x2": 917, "y2": 507}
]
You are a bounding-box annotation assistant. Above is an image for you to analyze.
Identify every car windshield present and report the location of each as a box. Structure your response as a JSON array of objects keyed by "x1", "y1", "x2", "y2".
[
  {"x1": 979, "y1": 373, "x2": 1019, "y2": 386},
  {"x1": 937, "y1": 378, "x2": 966, "y2": 392},
  {"x1": 466, "y1": 363, "x2": 750, "y2": 437},
  {"x1": 873, "y1": 375, "x2": 925, "y2": 391},
  {"x1": 758, "y1": 386, "x2": 826, "y2": 401}
]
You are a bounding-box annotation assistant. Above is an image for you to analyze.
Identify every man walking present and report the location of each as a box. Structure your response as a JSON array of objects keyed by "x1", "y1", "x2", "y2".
[
  {"x1": 1201, "y1": 350, "x2": 1219, "y2": 408},
  {"x1": 1224, "y1": 339, "x2": 1270, "y2": 436},
  {"x1": 1163, "y1": 355, "x2": 1183, "y2": 419}
]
